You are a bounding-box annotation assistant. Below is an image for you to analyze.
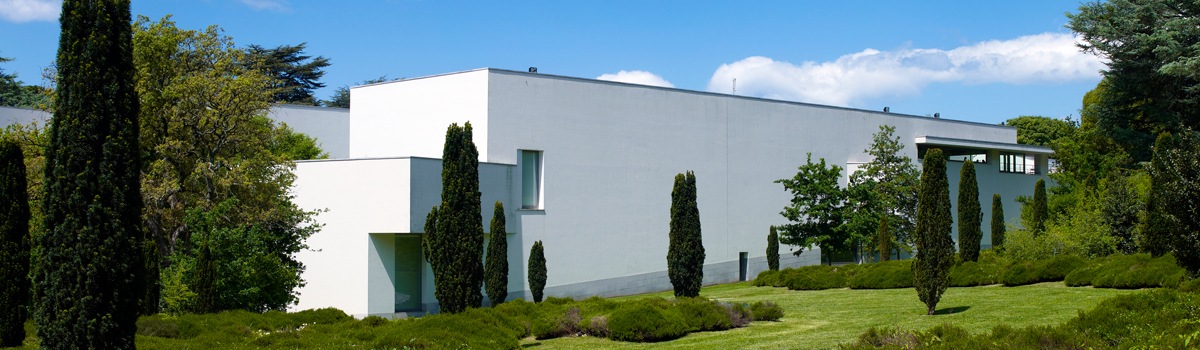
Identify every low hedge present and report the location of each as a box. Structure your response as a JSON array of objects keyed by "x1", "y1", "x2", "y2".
[
  {"x1": 948, "y1": 250, "x2": 1007, "y2": 287},
  {"x1": 607, "y1": 299, "x2": 690, "y2": 342},
  {"x1": 1001, "y1": 255, "x2": 1087, "y2": 286},
  {"x1": 843, "y1": 289, "x2": 1200, "y2": 349},
  {"x1": 848, "y1": 260, "x2": 914, "y2": 289},
  {"x1": 1065, "y1": 253, "x2": 1186, "y2": 289}
]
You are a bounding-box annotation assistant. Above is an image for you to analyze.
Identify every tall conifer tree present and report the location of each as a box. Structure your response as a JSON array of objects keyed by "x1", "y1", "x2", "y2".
[
  {"x1": 913, "y1": 149, "x2": 954, "y2": 315},
  {"x1": 766, "y1": 226, "x2": 780, "y2": 271},
  {"x1": 957, "y1": 160, "x2": 982, "y2": 261},
  {"x1": 668, "y1": 171, "x2": 704, "y2": 298},
  {"x1": 142, "y1": 239, "x2": 160, "y2": 315},
  {"x1": 528, "y1": 241, "x2": 546, "y2": 303},
  {"x1": 485, "y1": 202, "x2": 508, "y2": 306},
  {"x1": 1142, "y1": 133, "x2": 1175, "y2": 257},
  {"x1": 424, "y1": 123, "x2": 484, "y2": 314},
  {"x1": 33, "y1": 0, "x2": 144, "y2": 347},
  {"x1": 1031, "y1": 179, "x2": 1048, "y2": 234},
  {"x1": 992, "y1": 194, "x2": 1005, "y2": 250},
  {"x1": 0, "y1": 140, "x2": 30, "y2": 347}
]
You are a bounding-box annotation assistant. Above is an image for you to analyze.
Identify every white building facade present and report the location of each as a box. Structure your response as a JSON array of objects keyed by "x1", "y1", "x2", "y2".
[{"x1": 288, "y1": 68, "x2": 1052, "y2": 318}]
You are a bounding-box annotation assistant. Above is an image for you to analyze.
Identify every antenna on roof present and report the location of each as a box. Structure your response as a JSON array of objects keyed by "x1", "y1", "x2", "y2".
[
  {"x1": 529, "y1": 67, "x2": 538, "y2": 73},
  {"x1": 732, "y1": 78, "x2": 737, "y2": 95}
]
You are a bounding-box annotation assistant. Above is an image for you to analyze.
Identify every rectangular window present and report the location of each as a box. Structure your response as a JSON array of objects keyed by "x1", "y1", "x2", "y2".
[
  {"x1": 521, "y1": 150, "x2": 542, "y2": 209},
  {"x1": 1000, "y1": 152, "x2": 1038, "y2": 174},
  {"x1": 948, "y1": 154, "x2": 987, "y2": 163}
]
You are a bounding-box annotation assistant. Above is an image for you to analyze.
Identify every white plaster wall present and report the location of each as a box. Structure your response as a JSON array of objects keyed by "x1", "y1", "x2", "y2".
[
  {"x1": 269, "y1": 104, "x2": 350, "y2": 159},
  {"x1": 946, "y1": 152, "x2": 1049, "y2": 249},
  {"x1": 290, "y1": 158, "x2": 412, "y2": 316},
  {"x1": 0, "y1": 106, "x2": 50, "y2": 128},
  {"x1": 483, "y1": 69, "x2": 1043, "y2": 292},
  {"x1": 349, "y1": 70, "x2": 490, "y2": 160}
]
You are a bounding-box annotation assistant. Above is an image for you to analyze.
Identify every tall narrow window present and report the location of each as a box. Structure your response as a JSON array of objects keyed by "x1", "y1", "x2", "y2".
[{"x1": 522, "y1": 150, "x2": 542, "y2": 209}]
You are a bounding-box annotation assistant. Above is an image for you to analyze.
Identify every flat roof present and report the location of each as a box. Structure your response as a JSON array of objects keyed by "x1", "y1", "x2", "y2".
[
  {"x1": 915, "y1": 136, "x2": 1053, "y2": 154},
  {"x1": 355, "y1": 67, "x2": 1017, "y2": 131}
]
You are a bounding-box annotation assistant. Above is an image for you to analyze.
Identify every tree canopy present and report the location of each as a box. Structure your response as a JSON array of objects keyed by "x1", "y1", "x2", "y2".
[
  {"x1": 1003, "y1": 116, "x2": 1077, "y2": 147},
  {"x1": 245, "y1": 43, "x2": 331, "y2": 106},
  {"x1": 843, "y1": 125, "x2": 920, "y2": 259},
  {"x1": 777, "y1": 153, "x2": 846, "y2": 265}
]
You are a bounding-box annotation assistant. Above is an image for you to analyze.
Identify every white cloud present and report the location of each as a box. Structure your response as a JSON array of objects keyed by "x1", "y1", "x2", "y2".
[
  {"x1": 597, "y1": 70, "x2": 675, "y2": 88},
  {"x1": 0, "y1": 0, "x2": 60, "y2": 23},
  {"x1": 241, "y1": 0, "x2": 290, "y2": 11},
  {"x1": 706, "y1": 32, "x2": 1105, "y2": 107}
]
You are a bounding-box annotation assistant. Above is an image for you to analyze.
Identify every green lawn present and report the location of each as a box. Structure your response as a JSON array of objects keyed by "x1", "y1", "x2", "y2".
[{"x1": 522, "y1": 282, "x2": 1135, "y2": 350}]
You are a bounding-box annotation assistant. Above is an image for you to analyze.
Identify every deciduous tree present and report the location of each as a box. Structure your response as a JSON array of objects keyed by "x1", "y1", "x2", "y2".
[
  {"x1": 777, "y1": 154, "x2": 846, "y2": 265},
  {"x1": 914, "y1": 149, "x2": 954, "y2": 316},
  {"x1": 843, "y1": 125, "x2": 920, "y2": 259}
]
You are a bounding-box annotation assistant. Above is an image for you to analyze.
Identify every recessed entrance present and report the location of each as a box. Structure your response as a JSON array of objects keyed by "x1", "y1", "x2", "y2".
[{"x1": 394, "y1": 235, "x2": 422, "y2": 312}]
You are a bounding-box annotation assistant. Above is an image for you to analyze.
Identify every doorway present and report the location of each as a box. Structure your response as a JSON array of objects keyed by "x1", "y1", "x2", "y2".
[{"x1": 739, "y1": 252, "x2": 749, "y2": 281}]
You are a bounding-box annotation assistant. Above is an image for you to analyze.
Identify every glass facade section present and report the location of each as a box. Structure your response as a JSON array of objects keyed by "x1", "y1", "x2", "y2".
[
  {"x1": 394, "y1": 235, "x2": 422, "y2": 311},
  {"x1": 522, "y1": 150, "x2": 541, "y2": 209}
]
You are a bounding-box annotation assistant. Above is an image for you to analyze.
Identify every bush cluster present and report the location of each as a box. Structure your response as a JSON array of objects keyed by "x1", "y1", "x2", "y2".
[
  {"x1": 848, "y1": 260, "x2": 914, "y2": 289},
  {"x1": 1065, "y1": 253, "x2": 1186, "y2": 288},
  {"x1": 948, "y1": 250, "x2": 1006, "y2": 287},
  {"x1": 1001, "y1": 255, "x2": 1087, "y2": 287},
  {"x1": 842, "y1": 289, "x2": 1200, "y2": 349}
]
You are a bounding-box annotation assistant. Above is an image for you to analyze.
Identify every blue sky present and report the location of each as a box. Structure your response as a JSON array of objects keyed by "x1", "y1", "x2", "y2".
[{"x1": 1, "y1": 0, "x2": 1102, "y2": 125}]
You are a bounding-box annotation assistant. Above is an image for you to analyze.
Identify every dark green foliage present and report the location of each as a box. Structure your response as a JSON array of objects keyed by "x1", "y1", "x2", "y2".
[
  {"x1": 1001, "y1": 255, "x2": 1087, "y2": 286},
  {"x1": 0, "y1": 55, "x2": 49, "y2": 109},
  {"x1": 1144, "y1": 132, "x2": 1200, "y2": 274},
  {"x1": 1065, "y1": 253, "x2": 1186, "y2": 288},
  {"x1": 668, "y1": 171, "x2": 704, "y2": 297},
  {"x1": 486, "y1": 202, "x2": 509, "y2": 306},
  {"x1": 845, "y1": 289, "x2": 1200, "y2": 349},
  {"x1": 1003, "y1": 116, "x2": 1078, "y2": 147},
  {"x1": 191, "y1": 244, "x2": 217, "y2": 314},
  {"x1": 244, "y1": 43, "x2": 330, "y2": 105},
  {"x1": 529, "y1": 240, "x2": 547, "y2": 303},
  {"x1": 1142, "y1": 133, "x2": 1174, "y2": 257},
  {"x1": 843, "y1": 125, "x2": 921, "y2": 261},
  {"x1": 1179, "y1": 278, "x2": 1200, "y2": 293},
  {"x1": 752, "y1": 269, "x2": 782, "y2": 287},
  {"x1": 780, "y1": 265, "x2": 853, "y2": 290},
  {"x1": 848, "y1": 260, "x2": 914, "y2": 289},
  {"x1": 673, "y1": 297, "x2": 733, "y2": 331},
  {"x1": 425, "y1": 122, "x2": 485, "y2": 314},
  {"x1": 1030, "y1": 179, "x2": 1048, "y2": 234},
  {"x1": 749, "y1": 301, "x2": 784, "y2": 321},
  {"x1": 957, "y1": 160, "x2": 982, "y2": 262},
  {"x1": 777, "y1": 153, "x2": 846, "y2": 264},
  {"x1": 991, "y1": 194, "x2": 1005, "y2": 250},
  {"x1": 767, "y1": 226, "x2": 780, "y2": 271},
  {"x1": 33, "y1": 0, "x2": 144, "y2": 347},
  {"x1": 0, "y1": 139, "x2": 29, "y2": 347},
  {"x1": 877, "y1": 217, "x2": 892, "y2": 261},
  {"x1": 322, "y1": 75, "x2": 393, "y2": 108},
  {"x1": 914, "y1": 148, "x2": 955, "y2": 315},
  {"x1": 1101, "y1": 174, "x2": 1142, "y2": 255},
  {"x1": 142, "y1": 239, "x2": 161, "y2": 316},
  {"x1": 267, "y1": 123, "x2": 328, "y2": 160},
  {"x1": 948, "y1": 251, "x2": 1006, "y2": 287},
  {"x1": 607, "y1": 301, "x2": 689, "y2": 342}
]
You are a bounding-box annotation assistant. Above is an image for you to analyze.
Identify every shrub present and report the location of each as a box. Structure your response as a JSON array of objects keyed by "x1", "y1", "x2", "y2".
[
  {"x1": 1179, "y1": 278, "x2": 1200, "y2": 293},
  {"x1": 848, "y1": 260, "x2": 914, "y2": 289},
  {"x1": 1065, "y1": 253, "x2": 1186, "y2": 288},
  {"x1": 528, "y1": 240, "x2": 547, "y2": 303},
  {"x1": 607, "y1": 300, "x2": 689, "y2": 342},
  {"x1": 534, "y1": 306, "x2": 580, "y2": 339},
  {"x1": 752, "y1": 269, "x2": 782, "y2": 287},
  {"x1": 135, "y1": 316, "x2": 181, "y2": 339},
  {"x1": 373, "y1": 311, "x2": 521, "y2": 350},
  {"x1": 749, "y1": 301, "x2": 784, "y2": 321},
  {"x1": 782, "y1": 265, "x2": 849, "y2": 290},
  {"x1": 725, "y1": 302, "x2": 752, "y2": 327},
  {"x1": 668, "y1": 171, "x2": 705, "y2": 298},
  {"x1": 486, "y1": 201, "x2": 509, "y2": 306},
  {"x1": 584, "y1": 315, "x2": 609, "y2": 337},
  {"x1": 948, "y1": 250, "x2": 1006, "y2": 287},
  {"x1": 1001, "y1": 255, "x2": 1087, "y2": 286},
  {"x1": 674, "y1": 297, "x2": 732, "y2": 332}
]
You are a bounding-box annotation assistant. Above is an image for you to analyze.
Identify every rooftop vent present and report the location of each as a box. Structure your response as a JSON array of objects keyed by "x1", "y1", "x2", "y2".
[
  {"x1": 529, "y1": 67, "x2": 538, "y2": 73},
  {"x1": 934, "y1": 113, "x2": 940, "y2": 119},
  {"x1": 884, "y1": 107, "x2": 890, "y2": 113}
]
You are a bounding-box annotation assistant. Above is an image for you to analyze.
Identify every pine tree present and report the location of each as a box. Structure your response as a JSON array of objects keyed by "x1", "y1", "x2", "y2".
[
  {"x1": 766, "y1": 226, "x2": 780, "y2": 271},
  {"x1": 957, "y1": 160, "x2": 982, "y2": 262},
  {"x1": 991, "y1": 194, "x2": 1005, "y2": 251},
  {"x1": 913, "y1": 148, "x2": 954, "y2": 316},
  {"x1": 0, "y1": 140, "x2": 30, "y2": 347},
  {"x1": 485, "y1": 202, "x2": 509, "y2": 306},
  {"x1": 33, "y1": 0, "x2": 144, "y2": 347},
  {"x1": 877, "y1": 217, "x2": 891, "y2": 262},
  {"x1": 424, "y1": 123, "x2": 485, "y2": 314},
  {"x1": 1142, "y1": 132, "x2": 1176, "y2": 257},
  {"x1": 528, "y1": 241, "x2": 546, "y2": 303},
  {"x1": 142, "y1": 239, "x2": 161, "y2": 315},
  {"x1": 1031, "y1": 179, "x2": 1048, "y2": 234},
  {"x1": 668, "y1": 171, "x2": 704, "y2": 298}
]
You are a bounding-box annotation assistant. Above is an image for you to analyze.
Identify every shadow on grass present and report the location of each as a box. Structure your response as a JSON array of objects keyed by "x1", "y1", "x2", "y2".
[
  {"x1": 522, "y1": 342, "x2": 543, "y2": 348},
  {"x1": 932, "y1": 306, "x2": 971, "y2": 315}
]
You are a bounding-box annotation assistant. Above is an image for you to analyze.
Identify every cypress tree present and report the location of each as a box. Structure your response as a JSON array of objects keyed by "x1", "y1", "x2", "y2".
[
  {"x1": 33, "y1": 0, "x2": 144, "y2": 347},
  {"x1": 877, "y1": 217, "x2": 891, "y2": 262},
  {"x1": 991, "y1": 194, "x2": 1005, "y2": 251},
  {"x1": 485, "y1": 202, "x2": 508, "y2": 306},
  {"x1": 528, "y1": 241, "x2": 546, "y2": 303},
  {"x1": 668, "y1": 171, "x2": 704, "y2": 298},
  {"x1": 0, "y1": 140, "x2": 30, "y2": 347},
  {"x1": 142, "y1": 239, "x2": 161, "y2": 315},
  {"x1": 913, "y1": 148, "x2": 954, "y2": 316},
  {"x1": 1142, "y1": 133, "x2": 1175, "y2": 257},
  {"x1": 1031, "y1": 179, "x2": 1048, "y2": 234},
  {"x1": 957, "y1": 160, "x2": 982, "y2": 262},
  {"x1": 766, "y1": 226, "x2": 780, "y2": 271},
  {"x1": 424, "y1": 122, "x2": 485, "y2": 314}
]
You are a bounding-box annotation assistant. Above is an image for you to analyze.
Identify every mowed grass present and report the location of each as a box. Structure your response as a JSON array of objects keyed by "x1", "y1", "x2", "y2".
[{"x1": 522, "y1": 281, "x2": 1135, "y2": 350}]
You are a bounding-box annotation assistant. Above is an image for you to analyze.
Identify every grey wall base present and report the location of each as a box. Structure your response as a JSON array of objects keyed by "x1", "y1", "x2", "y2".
[{"x1": 387, "y1": 249, "x2": 822, "y2": 318}]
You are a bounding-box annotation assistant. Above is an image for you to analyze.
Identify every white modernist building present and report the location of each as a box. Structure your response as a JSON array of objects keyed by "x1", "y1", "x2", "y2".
[{"x1": 288, "y1": 68, "x2": 1052, "y2": 318}]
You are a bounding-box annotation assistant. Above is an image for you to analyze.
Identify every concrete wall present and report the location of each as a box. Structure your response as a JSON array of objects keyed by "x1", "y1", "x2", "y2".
[
  {"x1": 269, "y1": 105, "x2": 350, "y2": 159},
  {"x1": 349, "y1": 70, "x2": 490, "y2": 160},
  {"x1": 0, "y1": 106, "x2": 50, "y2": 128}
]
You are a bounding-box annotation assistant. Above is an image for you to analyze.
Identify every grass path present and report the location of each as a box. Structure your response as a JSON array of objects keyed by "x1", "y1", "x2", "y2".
[{"x1": 522, "y1": 282, "x2": 1135, "y2": 350}]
